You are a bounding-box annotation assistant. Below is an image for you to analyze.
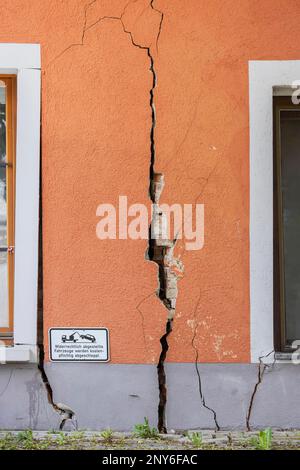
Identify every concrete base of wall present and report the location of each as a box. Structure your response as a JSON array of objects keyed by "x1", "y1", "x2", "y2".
[{"x1": 0, "y1": 363, "x2": 300, "y2": 430}]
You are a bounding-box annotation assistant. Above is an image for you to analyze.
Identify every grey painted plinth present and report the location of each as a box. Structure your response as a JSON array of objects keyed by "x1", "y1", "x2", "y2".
[
  {"x1": 166, "y1": 363, "x2": 300, "y2": 430},
  {"x1": 0, "y1": 365, "x2": 58, "y2": 430},
  {"x1": 0, "y1": 363, "x2": 300, "y2": 430}
]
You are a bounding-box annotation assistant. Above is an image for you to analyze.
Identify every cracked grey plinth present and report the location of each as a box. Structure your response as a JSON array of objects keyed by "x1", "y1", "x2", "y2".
[
  {"x1": 45, "y1": 363, "x2": 159, "y2": 431},
  {"x1": 166, "y1": 364, "x2": 258, "y2": 430},
  {"x1": 1, "y1": 363, "x2": 300, "y2": 430},
  {"x1": 0, "y1": 365, "x2": 58, "y2": 430}
]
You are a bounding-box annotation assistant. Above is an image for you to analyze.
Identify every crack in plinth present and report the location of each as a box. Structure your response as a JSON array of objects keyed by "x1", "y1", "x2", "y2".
[
  {"x1": 38, "y1": 345, "x2": 77, "y2": 430},
  {"x1": 191, "y1": 295, "x2": 220, "y2": 431},
  {"x1": 157, "y1": 319, "x2": 172, "y2": 433},
  {"x1": 246, "y1": 350, "x2": 275, "y2": 431}
]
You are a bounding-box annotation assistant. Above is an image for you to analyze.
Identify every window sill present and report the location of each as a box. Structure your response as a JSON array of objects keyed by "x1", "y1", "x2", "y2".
[
  {"x1": 275, "y1": 351, "x2": 297, "y2": 362},
  {"x1": 0, "y1": 345, "x2": 38, "y2": 363}
]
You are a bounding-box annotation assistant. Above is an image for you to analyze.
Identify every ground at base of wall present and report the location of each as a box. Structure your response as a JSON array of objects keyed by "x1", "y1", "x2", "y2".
[{"x1": 0, "y1": 430, "x2": 299, "y2": 450}]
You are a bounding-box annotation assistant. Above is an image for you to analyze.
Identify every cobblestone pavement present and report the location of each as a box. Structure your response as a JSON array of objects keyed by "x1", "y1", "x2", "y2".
[{"x1": 0, "y1": 429, "x2": 299, "y2": 450}]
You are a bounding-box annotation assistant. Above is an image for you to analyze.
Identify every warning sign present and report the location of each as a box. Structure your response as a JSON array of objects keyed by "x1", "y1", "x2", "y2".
[{"x1": 49, "y1": 328, "x2": 109, "y2": 362}]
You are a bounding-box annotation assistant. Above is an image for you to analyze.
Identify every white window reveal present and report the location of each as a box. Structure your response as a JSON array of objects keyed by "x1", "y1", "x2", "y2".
[
  {"x1": 0, "y1": 44, "x2": 41, "y2": 363},
  {"x1": 249, "y1": 60, "x2": 300, "y2": 363}
]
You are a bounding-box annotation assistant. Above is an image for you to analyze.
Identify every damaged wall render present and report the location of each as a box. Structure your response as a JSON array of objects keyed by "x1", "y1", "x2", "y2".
[{"x1": 1, "y1": 0, "x2": 300, "y2": 431}]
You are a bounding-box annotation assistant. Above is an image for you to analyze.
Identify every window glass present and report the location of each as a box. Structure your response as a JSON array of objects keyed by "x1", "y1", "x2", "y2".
[{"x1": 280, "y1": 110, "x2": 300, "y2": 344}]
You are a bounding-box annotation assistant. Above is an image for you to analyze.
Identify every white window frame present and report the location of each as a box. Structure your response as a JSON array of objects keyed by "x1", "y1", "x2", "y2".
[
  {"x1": 249, "y1": 60, "x2": 300, "y2": 363},
  {"x1": 0, "y1": 44, "x2": 41, "y2": 363}
]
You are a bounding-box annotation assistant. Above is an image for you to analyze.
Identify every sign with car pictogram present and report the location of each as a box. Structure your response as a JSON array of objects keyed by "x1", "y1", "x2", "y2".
[{"x1": 49, "y1": 328, "x2": 109, "y2": 362}]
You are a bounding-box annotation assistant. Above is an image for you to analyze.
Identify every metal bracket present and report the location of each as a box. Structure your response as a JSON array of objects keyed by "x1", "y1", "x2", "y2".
[
  {"x1": 0, "y1": 162, "x2": 12, "y2": 168},
  {"x1": 0, "y1": 246, "x2": 14, "y2": 253}
]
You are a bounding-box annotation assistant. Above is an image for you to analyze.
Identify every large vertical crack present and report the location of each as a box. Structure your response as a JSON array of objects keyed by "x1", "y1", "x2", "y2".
[
  {"x1": 45, "y1": 0, "x2": 177, "y2": 432},
  {"x1": 141, "y1": 2, "x2": 184, "y2": 431},
  {"x1": 121, "y1": 0, "x2": 182, "y2": 433},
  {"x1": 122, "y1": 1, "x2": 180, "y2": 433},
  {"x1": 123, "y1": 1, "x2": 181, "y2": 434},
  {"x1": 147, "y1": 173, "x2": 184, "y2": 432}
]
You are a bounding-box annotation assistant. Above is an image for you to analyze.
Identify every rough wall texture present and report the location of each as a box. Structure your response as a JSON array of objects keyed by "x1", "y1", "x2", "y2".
[
  {"x1": 0, "y1": 0, "x2": 300, "y2": 364},
  {"x1": 1, "y1": 0, "x2": 300, "y2": 431}
]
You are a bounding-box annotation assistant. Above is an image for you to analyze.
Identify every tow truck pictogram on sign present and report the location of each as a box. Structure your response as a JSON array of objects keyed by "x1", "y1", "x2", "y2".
[{"x1": 61, "y1": 332, "x2": 96, "y2": 343}]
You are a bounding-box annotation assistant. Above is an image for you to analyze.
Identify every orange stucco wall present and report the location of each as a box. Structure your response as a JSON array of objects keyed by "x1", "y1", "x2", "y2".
[{"x1": 2, "y1": 0, "x2": 300, "y2": 364}]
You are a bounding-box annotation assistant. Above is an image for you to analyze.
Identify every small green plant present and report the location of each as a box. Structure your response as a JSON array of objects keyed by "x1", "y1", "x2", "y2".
[
  {"x1": 101, "y1": 428, "x2": 114, "y2": 442},
  {"x1": 133, "y1": 417, "x2": 159, "y2": 439},
  {"x1": 187, "y1": 431, "x2": 202, "y2": 447},
  {"x1": 16, "y1": 429, "x2": 38, "y2": 449},
  {"x1": 56, "y1": 431, "x2": 69, "y2": 447},
  {"x1": 17, "y1": 429, "x2": 33, "y2": 442},
  {"x1": 250, "y1": 428, "x2": 272, "y2": 450}
]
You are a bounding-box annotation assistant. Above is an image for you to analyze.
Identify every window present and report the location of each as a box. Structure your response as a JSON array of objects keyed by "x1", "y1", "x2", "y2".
[
  {"x1": 249, "y1": 60, "x2": 300, "y2": 362},
  {"x1": 0, "y1": 44, "x2": 41, "y2": 363},
  {"x1": 273, "y1": 94, "x2": 300, "y2": 351},
  {"x1": 0, "y1": 76, "x2": 16, "y2": 341}
]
